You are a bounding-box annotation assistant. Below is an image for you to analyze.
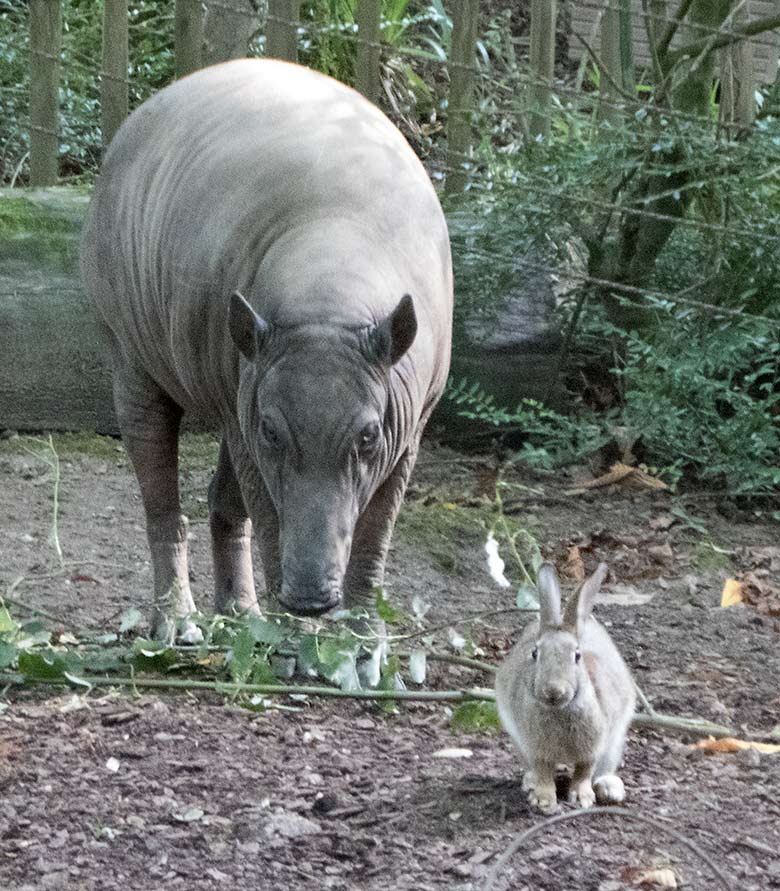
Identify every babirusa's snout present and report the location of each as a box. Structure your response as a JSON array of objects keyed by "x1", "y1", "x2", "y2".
[{"x1": 278, "y1": 487, "x2": 354, "y2": 616}]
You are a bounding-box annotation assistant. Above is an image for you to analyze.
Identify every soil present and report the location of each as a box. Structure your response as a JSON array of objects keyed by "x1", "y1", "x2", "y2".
[{"x1": 1, "y1": 432, "x2": 779, "y2": 891}]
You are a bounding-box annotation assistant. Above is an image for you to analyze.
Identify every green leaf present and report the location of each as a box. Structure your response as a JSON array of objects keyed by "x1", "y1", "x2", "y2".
[
  {"x1": 228, "y1": 626, "x2": 255, "y2": 684},
  {"x1": 450, "y1": 701, "x2": 501, "y2": 733},
  {"x1": 18, "y1": 650, "x2": 70, "y2": 681},
  {"x1": 0, "y1": 640, "x2": 18, "y2": 669},
  {"x1": 0, "y1": 607, "x2": 18, "y2": 635},
  {"x1": 516, "y1": 585, "x2": 540, "y2": 611},
  {"x1": 375, "y1": 588, "x2": 405, "y2": 625},
  {"x1": 119, "y1": 608, "x2": 142, "y2": 634},
  {"x1": 247, "y1": 615, "x2": 287, "y2": 646},
  {"x1": 298, "y1": 635, "x2": 320, "y2": 676},
  {"x1": 131, "y1": 639, "x2": 178, "y2": 673},
  {"x1": 317, "y1": 638, "x2": 361, "y2": 692}
]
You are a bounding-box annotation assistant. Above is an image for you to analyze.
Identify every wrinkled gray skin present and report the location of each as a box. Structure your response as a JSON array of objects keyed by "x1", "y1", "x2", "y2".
[{"x1": 80, "y1": 60, "x2": 453, "y2": 643}]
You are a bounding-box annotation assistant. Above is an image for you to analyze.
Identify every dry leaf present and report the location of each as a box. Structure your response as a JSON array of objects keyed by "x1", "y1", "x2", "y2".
[
  {"x1": 720, "y1": 579, "x2": 743, "y2": 607},
  {"x1": 567, "y1": 463, "x2": 668, "y2": 495},
  {"x1": 431, "y1": 748, "x2": 473, "y2": 759},
  {"x1": 694, "y1": 736, "x2": 780, "y2": 755},
  {"x1": 649, "y1": 515, "x2": 676, "y2": 531},
  {"x1": 739, "y1": 572, "x2": 780, "y2": 617},
  {"x1": 634, "y1": 867, "x2": 678, "y2": 888},
  {"x1": 565, "y1": 546, "x2": 586, "y2": 582}
]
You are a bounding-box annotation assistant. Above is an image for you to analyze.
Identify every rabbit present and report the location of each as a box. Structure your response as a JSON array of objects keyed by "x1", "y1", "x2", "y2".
[{"x1": 495, "y1": 561, "x2": 636, "y2": 814}]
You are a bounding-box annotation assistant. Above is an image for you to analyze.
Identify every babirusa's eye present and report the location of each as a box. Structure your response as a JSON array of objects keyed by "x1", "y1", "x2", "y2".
[
  {"x1": 531, "y1": 646, "x2": 538, "y2": 661},
  {"x1": 260, "y1": 416, "x2": 281, "y2": 449},
  {"x1": 574, "y1": 649, "x2": 582, "y2": 663},
  {"x1": 358, "y1": 422, "x2": 381, "y2": 456}
]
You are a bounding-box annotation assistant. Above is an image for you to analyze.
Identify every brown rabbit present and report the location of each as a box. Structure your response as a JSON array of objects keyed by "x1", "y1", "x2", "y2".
[{"x1": 495, "y1": 562, "x2": 635, "y2": 814}]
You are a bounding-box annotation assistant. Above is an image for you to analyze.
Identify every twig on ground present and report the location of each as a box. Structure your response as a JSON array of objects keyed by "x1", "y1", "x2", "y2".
[
  {"x1": 731, "y1": 837, "x2": 780, "y2": 858},
  {"x1": 0, "y1": 668, "x2": 749, "y2": 740},
  {"x1": 0, "y1": 673, "x2": 496, "y2": 703},
  {"x1": 483, "y1": 806, "x2": 733, "y2": 891},
  {"x1": 425, "y1": 652, "x2": 497, "y2": 674},
  {"x1": 1, "y1": 576, "x2": 72, "y2": 627},
  {"x1": 390, "y1": 607, "x2": 532, "y2": 644},
  {"x1": 631, "y1": 711, "x2": 735, "y2": 739},
  {"x1": 634, "y1": 682, "x2": 657, "y2": 716}
]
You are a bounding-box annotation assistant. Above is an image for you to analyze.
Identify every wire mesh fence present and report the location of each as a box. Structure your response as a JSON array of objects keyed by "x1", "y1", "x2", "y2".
[{"x1": 1, "y1": 0, "x2": 779, "y2": 498}]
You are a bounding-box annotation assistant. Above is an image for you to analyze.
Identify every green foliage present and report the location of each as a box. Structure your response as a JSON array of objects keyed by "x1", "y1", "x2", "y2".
[
  {"x1": 446, "y1": 379, "x2": 612, "y2": 471},
  {"x1": 450, "y1": 700, "x2": 500, "y2": 734},
  {"x1": 604, "y1": 308, "x2": 780, "y2": 500},
  {"x1": 0, "y1": 0, "x2": 175, "y2": 184}
]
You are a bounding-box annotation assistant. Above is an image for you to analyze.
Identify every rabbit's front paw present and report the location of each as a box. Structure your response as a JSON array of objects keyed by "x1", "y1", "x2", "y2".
[
  {"x1": 528, "y1": 785, "x2": 559, "y2": 814},
  {"x1": 594, "y1": 774, "x2": 625, "y2": 804},
  {"x1": 521, "y1": 769, "x2": 538, "y2": 793},
  {"x1": 569, "y1": 780, "x2": 596, "y2": 808}
]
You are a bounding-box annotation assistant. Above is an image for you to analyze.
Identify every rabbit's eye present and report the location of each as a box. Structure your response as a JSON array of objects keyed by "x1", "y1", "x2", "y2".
[
  {"x1": 574, "y1": 650, "x2": 582, "y2": 663},
  {"x1": 531, "y1": 647, "x2": 538, "y2": 661}
]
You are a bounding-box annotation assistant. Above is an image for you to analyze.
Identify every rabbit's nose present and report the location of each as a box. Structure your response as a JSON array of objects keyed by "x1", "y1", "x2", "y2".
[{"x1": 543, "y1": 685, "x2": 568, "y2": 705}]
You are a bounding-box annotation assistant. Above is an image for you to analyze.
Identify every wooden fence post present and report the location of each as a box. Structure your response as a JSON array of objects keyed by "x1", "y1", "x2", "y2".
[
  {"x1": 266, "y1": 0, "x2": 300, "y2": 62},
  {"x1": 101, "y1": 0, "x2": 129, "y2": 149},
  {"x1": 528, "y1": 0, "x2": 557, "y2": 139},
  {"x1": 29, "y1": 0, "x2": 62, "y2": 187},
  {"x1": 355, "y1": 0, "x2": 382, "y2": 103},
  {"x1": 175, "y1": 0, "x2": 203, "y2": 78},
  {"x1": 599, "y1": 0, "x2": 633, "y2": 123},
  {"x1": 445, "y1": 0, "x2": 479, "y2": 197},
  {"x1": 720, "y1": 0, "x2": 755, "y2": 135}
]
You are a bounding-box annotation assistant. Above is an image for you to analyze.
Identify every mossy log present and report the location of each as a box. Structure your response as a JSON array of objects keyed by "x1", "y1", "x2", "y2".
[
  {"x1": 0, "y1": 187, "x2": 562, "y2": 438},
  {"x1": 0, "y1": 187, "x2": 116, "y2": 433}
]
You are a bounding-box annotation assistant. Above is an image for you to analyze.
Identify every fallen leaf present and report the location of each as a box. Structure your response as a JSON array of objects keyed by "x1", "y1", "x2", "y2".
[
  {"x1": 567, "y1": 463, "x2": 669, "y2": 495},
  {"x1": 649, "y1": 515, "x2": 676, "y2": 531},
  {"x1": 739, "y1": 573, "x2": 780, "y2": 617},
  {"x1": 694, "y1": 736, "x2": 780, "y2": 755},
  {"x1": 565, "y1": 546, "x2": 586, "y2": 582},
  {"x1": 721, "y1": 579, "x2": 743, "y2": 607},
  {"x1": 175, "y1": 807, "x2": 204, "y2": 822},
  {"x1": 596, "y1": 584, "x2": 655, "y2": 606},
  {"x1": 647, "y1": 542, "x2": 674, "y2": 562},
  {"x1": 634, "y1": 867, "x2": 678, "y2": 888},
  {"x1": 432, "y1": 747, "x2": 473, "y2": 759}
]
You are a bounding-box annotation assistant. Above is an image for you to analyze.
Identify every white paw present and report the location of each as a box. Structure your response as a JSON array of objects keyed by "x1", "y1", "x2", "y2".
[
  {"x1": 521, "y1": 769, "x2": 538, "y2": 793},
  {"x1": 569, "y1": 781, "x2": 596, "y2": 809},
  {"x1": 594, "y1": 774, "x2": 625, "y2": 804},
  {"x1": 528, "y1": 786, "x2": 559, "y2": 814}
]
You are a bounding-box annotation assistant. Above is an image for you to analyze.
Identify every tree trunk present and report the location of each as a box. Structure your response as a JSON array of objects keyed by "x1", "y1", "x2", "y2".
[
  {"x1": 719, "y1": 1, "x2": 755, "y2": 136},
  {"x1": 101, "y1": 0, "x2": 129, "y2": 149},
  {"x1": 203, "y1": 0, "x2": 262, "y2": 66},
  {"x1": 29, "y1": 0, "x2": 61, "y2": 186},
  {"x1": 355, "y1": 0, "x2": 382, "y2": 104},
  {"x1": 445, "y1": 0, "x2": 480, "y2": 196},
  {"x1": 175, "y1": 0, "x2": 203, "y2": 79},
  {"x1": 528, "y1": 0, "x2": 558, "y2": 139},
  {"x1": 593, "y1": 0, "x2": 732, "y2": 328}
]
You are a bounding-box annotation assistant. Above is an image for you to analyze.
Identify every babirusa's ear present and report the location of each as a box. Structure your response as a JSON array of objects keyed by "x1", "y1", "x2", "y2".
[
  {"x1": 563, "y1": 562, "x2": 608, "y2": 632},
  {"x1": 368, "y1": 294, "x2": 417, "y2": 365},
  {"x1": 537, "y1": 562, "x2": 562, "y2": 629},
  {"x1": 229, "y1": 291, "x2": 268, "y2": 360}
]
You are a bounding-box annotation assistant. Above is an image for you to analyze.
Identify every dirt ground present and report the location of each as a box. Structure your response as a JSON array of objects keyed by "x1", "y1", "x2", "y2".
[{"x1": 1, "y1": 431, "x2": 779, "y2": 891}]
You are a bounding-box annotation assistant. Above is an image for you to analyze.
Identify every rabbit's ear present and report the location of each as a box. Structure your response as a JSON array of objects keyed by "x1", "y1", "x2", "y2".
[
  {"x1": 537, "y1": 562, "x2": 562, "y2": 628},
  {"x1": 563, "y1": 562, "x2": 608, "y2": 632}
]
